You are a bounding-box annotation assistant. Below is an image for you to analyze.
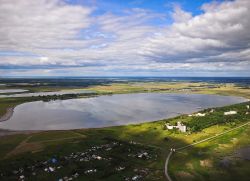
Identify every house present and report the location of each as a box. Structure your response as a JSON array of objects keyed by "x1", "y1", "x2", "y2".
[
  {"x1": 165, "y1": 121, "x2": 187, "y2": 132},
  {"x1": 224, "y1": 111, "x2": 237, "y2": 115},
  {"x1": 166, "y1": 124, "x2": 174, "y2": 130},
  {"x1": 195, "y1": 113, "x2": 206, "y2": 117}
]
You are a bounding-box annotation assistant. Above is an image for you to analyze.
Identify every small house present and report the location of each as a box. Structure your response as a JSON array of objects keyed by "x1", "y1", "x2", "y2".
[
  {"x1": 224, "y1": 111, "x2": 237, "y2": 115},
  {"x1": 210, "y1": 109, "x2": 214, "y2": 113},
  {"x1": 165, "y1": 121, "x2": 187, "y2": 132},
  {"x1": 195, "y1": 113, "x2": 206, "y2": 117}
]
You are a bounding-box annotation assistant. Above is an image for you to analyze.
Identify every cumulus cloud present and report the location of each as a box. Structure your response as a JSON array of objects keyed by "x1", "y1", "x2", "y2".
[
  {"x1": 0, "y1": 0, "x2": 249, "y2": 76},
  {"x1": 0, "y1": 0, "x2": 92, "y2": 50},
  {"x1": 142, "y1": 0, "x2": 250, "y2": 64},
  {"x1": 171, "y1": 4, "x2": 192, "y2": 23}
]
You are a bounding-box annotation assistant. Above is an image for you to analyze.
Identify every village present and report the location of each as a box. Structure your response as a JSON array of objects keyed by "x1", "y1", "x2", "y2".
[{"x1": 0, "y1": 139, "x2": 158, "y2": 181}]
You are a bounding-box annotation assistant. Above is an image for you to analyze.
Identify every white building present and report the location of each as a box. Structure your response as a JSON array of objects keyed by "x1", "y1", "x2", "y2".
[
  {"x1": 195, "y1": 113, "x2": 206, "y2": 117},
  {"x1": 165, "y1": 121, "x2": 187, "y2": 132},
  {"x1": 224, "y1": 111, "x2": 237, "y2": 115},
  {"x1": 247, "y1": 105, "x2": 249, "y2": 109}
]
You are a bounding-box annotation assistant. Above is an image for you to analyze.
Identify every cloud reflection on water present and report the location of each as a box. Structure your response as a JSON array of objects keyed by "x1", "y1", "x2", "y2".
[{"x1": 0, "y1": 93, "x2": 246, "y2": 130}]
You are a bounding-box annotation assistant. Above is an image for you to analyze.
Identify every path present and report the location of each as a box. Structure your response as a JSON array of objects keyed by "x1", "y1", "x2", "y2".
[
  {"x1": 5, "y1": 135, "x2": 32, "y2": 158},
  {"x1": 164, "y1": 121, "x2": 250, "y2": 181},
  {"x1": 5, "y1": 130, "x2": 86, "y2": 158},
  {"x1": 164, "y1": 150, "x2": 173, "y2": 181}
]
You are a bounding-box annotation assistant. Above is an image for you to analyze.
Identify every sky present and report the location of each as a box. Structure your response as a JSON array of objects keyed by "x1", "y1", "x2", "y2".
[{"x1": 0, "y1": 0, "x2": 250, "y2": 77}]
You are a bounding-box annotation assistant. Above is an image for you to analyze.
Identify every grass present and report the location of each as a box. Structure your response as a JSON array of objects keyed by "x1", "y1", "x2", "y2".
[
  {"x1": 0, "y1": 134, "x2": 30, "y2": 158},
  {"x1": 170, "y1": 125, "x2": 250, "y2": 181},
  {"x1": 86, "y1": 82, "x2": 250, "y2": 99},
  {"x1": 27, "y1": 131, "x2": 84, "y2": 143}
]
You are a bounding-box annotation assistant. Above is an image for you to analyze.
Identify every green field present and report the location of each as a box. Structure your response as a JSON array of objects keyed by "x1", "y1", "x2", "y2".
[{"x1": 0, "y1": 81, "x2": 250, "y2": 180}]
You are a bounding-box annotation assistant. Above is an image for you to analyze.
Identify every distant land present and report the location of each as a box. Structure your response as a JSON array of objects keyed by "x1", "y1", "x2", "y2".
[{"x1": 0, "y1": 77, "x2": 250, "y2": 180}]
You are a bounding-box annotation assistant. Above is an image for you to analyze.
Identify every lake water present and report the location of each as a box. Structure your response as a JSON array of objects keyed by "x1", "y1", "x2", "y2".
[
  {"x1": 0, "y1": 89, "x2": 28, "y2": 94},
  {"x1": 0, "y1": 93, "x2": 246, "y2": 130}
]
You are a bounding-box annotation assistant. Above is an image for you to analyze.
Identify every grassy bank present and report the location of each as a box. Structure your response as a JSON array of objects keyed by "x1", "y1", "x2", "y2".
[{"x1": 86, "y1": 82, "x2": 250, "y2": 98}]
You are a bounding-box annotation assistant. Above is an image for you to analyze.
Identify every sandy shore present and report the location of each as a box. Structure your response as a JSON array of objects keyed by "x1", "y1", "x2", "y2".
[
  {"x1": 0, "y1": 107, "x2": 14, "y2": 122},
  {"x1": 0, "y1": 107, "x2": 18, "y2": 136}
]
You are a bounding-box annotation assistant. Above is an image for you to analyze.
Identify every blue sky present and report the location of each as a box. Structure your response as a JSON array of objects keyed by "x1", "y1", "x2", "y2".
[
  {"x1": 70, "y1": 0, "x2": 213, "y2": 15},
  {"x1": 0, "y1": 0, "x2": 249, "y2": 77}
]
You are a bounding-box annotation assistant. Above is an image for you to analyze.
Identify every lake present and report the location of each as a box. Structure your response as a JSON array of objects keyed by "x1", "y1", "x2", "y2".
[
  {"x1": 0, "y1": 93, "x2": 246, "y2": 130},
  {"x1": 0, "y1": 89, "x2": 28, "y2": 94}
]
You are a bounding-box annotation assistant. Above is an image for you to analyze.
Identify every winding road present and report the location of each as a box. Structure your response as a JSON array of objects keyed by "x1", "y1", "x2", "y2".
[
  {"x1": 164, "y1": 149, "x2": 173, "y2": 181},
  {"x1": 164, "y1": 121, "x2": 250, "y2": 181}
]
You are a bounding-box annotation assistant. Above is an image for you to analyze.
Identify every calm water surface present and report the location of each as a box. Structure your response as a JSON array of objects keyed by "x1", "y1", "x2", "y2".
[
  {"x1": 0, "y1": 93, "x2": 246, "y2": 130},
  {"x1": 0, "y1": 89, "x2": 28, "y2": 94}
]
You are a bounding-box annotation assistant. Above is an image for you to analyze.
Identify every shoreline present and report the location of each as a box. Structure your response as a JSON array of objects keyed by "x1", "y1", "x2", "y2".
[
  {"x1": 0, "y1": 107, "x2": 14, "y2": 122},
  {"x1": 0, "y1": 96, "x2": 248, "y2": 129},
  {"x1": 0, "y1": 93, "x2": 248, "y2": 137},
  {"x1": 0, "y1": 106, "x2": 42, "y2": 136}
]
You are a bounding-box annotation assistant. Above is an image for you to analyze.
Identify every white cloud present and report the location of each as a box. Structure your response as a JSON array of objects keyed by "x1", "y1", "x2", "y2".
[
  {"x1": 141, "y1": 0, "x2": 250, "y2": 64},
  {"x1": 0, "y1": 0, "x2": 249, "y2": 76},
  {"x1": 0, "y1": 0, "x2": 92, "y2": 51},
  {"x1": 171, "y1": 4, "x2": 192, "y2": 23}
]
